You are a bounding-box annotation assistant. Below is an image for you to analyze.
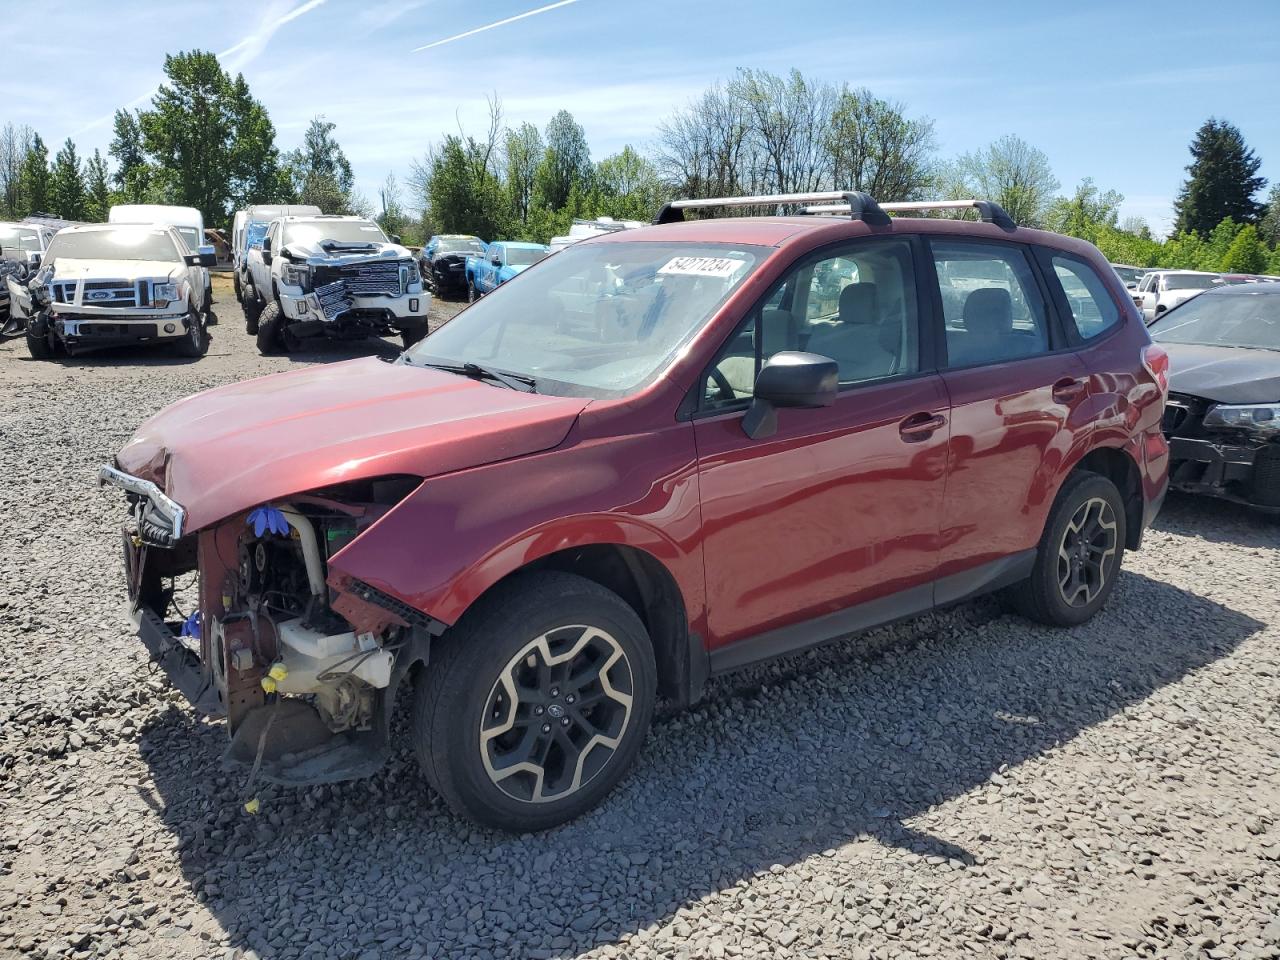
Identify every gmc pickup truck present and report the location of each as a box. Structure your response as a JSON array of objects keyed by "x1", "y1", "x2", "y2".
[{"x1": 464, "y1": 241, "x2": 549, "y2": 301}]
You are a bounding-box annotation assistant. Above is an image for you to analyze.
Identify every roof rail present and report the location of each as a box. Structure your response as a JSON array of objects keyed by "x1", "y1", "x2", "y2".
[
  {"x1": 653, "y1": 190, "x2": 891, "y2": 226},
  {"x1": 803, "y1": 198, "x2": 1017, "y2": 229}
]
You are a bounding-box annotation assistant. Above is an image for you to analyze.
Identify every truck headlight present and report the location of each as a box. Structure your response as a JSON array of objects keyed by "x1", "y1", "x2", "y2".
[
  {"x1": 1203, "y1": 403, "x2": 1280, "y2": 435},
  {"x1": 283, "y1": 263, "x2": 311, "y2": 287},
  {"x1": 152, "y1": 282, "x2": 178, "y2": 307}
]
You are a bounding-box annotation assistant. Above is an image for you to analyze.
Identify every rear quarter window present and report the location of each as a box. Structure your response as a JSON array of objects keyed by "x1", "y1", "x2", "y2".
[{"x1": 1050, "y1": 253, "x2": 1121, "y2": 340}]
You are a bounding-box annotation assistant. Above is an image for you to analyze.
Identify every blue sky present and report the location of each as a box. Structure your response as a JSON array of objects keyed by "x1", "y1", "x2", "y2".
[{"x1": 3, "y1": 0, "x2": 1277, "y2": 234}]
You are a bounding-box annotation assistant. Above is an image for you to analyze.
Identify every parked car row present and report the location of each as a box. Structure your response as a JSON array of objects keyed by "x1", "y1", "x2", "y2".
[{"x1": 100, "y1": 189, "x2": 1178, "y2": 831}]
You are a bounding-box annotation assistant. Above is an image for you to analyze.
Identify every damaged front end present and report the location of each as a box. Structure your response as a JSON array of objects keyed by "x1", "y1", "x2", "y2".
[{"x1": 100, "y1": 466, "x2": 443, "y2": 785}]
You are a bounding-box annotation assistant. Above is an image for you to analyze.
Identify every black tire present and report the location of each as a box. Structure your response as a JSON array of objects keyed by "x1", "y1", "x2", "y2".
[
  {"x1": 256, "y1": 301, "x2": 283, "y2": 355},
  {"x1": 399, "y1": 320, "x2": 428, "y2": 350},
  {"x1": 25, "y1": 328, "x2": 54, "y2": 360},
  {"x1": 173, "y1": 306, "x2": 208, "y2": 358},
  {"x1": 233, "y1": 272, "x2": 242, "y2": 302},
  {"x1": 413, "y1": 571, "x2": 656, "y2": 832},
  {"x1": 243, "y1": 293, "x2": 262, "y2": 335},
  {"x1": 467, "y1": 280, "x2": 479, "y2": 303},
  {"x1": 1010, "y1": 471, "x2": 1126, "y2": 627}
]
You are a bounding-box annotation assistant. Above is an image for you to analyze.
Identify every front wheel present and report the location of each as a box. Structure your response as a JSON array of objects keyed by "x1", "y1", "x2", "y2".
[
  {"x1": 467, "y1": 280, "x2": 479, "y2": 303},
  {"x1": 1009, "y1": 471, "x2": 1126, "y2": 627},
  {"x1": 25, "y1": 327, "x2": 54, "y2": 360},
  {"x1": 256, "y1": 301, "x2": 283, "y2": 354},
  {"x1": 399, "y1": 320, "x2": 428, "y2": 350},
  {"x1": 173, "y1": 306, "x2": 209, "y2": 357},
  {"x1": 413, "y1": 572, "x2": 656, "y2": 832}
]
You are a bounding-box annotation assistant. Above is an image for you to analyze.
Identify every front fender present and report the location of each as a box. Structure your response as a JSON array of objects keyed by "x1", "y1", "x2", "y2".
[{"x1": 326, "y1": 419, "x2": 706, "y2": 633}]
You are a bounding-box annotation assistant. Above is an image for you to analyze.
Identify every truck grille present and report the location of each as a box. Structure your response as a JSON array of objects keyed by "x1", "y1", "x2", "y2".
[
  {"x1": 325, "y1": 260, "x2": 406, "y2": 296},
  {"x1": 316, "y1": 280, "x2": 352, "y2": 321},
  {"x1": 51, "y1": 279, "x2": 145, "y2": 308},
  {"x1": 1251, "y1": 445, "x2": 1280, "y2": 507}
]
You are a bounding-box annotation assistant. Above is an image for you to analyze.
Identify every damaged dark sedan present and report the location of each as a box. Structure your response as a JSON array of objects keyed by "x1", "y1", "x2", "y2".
[{"x1": 1150, "y1": 283, "x2": 1280, "y2": 513}]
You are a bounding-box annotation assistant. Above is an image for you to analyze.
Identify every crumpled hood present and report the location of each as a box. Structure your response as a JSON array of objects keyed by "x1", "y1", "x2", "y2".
[
  {"x1": 46, "y1": 258, "x2": 179, "y2": 282},
  {"x1": 114, "y1": 357, "x2": 589, "y2": 532},
  {"x1": 282, "y1": 239, "x2": 413, "y2": 267},
  {"x1": 1163, "y1": 341, "x2": 1280, "y2": 404}
]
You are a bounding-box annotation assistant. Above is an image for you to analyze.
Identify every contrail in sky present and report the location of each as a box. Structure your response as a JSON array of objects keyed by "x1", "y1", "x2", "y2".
[{"x1": 411, "y1": 0, "x2": 583, "y2": 53}]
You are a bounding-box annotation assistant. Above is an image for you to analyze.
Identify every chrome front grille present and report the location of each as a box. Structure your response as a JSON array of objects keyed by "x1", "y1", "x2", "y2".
[
  {"x1": 334, "y1": 259, "x2": 405, "y2": 296},
  {"x1": 51, "y1": 279, "x2": 145, "y2": 308}
]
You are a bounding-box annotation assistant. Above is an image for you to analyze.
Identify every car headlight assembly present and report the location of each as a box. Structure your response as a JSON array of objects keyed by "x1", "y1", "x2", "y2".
[
  {"x1": 152, "y1": 282, "x2": 179, "y2": 307},
  {"x1": 283, "y1": 263, "x2": 311, "y2": 287},
  {"x1": 1203, "y1": 403, "x2": 1280, "y2": 435}
]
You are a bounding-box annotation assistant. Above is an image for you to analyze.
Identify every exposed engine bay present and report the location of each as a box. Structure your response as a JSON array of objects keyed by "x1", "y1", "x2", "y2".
[{"x1": 122, "y1": 474, "x2": 438, "y2": 785}]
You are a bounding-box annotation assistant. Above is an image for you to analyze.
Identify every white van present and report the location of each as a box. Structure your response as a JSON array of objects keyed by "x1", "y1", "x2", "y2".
[
  {"x1": 231, "y1": 204, "x2": 321, "y2": 302},
  {"x1": 109, "y1": 204, "x2": 214, "y2": 321}
]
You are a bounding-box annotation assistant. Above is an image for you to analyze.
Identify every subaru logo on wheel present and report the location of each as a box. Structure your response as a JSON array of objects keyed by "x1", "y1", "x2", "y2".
[{"x1": 87, "y1": 290, "x2": 111, "y2": 301}]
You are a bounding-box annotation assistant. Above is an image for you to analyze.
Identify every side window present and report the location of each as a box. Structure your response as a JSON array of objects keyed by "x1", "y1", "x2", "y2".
[
  {"x1": 931, "y1": 241, "x2": 1050, "y2": 367},
  {"x1": 1051, "y1": 254, "x2": 1121, "y2": 340},
  {"x1": 702, "y1": 238, "x2": 919, "y2": 408}
]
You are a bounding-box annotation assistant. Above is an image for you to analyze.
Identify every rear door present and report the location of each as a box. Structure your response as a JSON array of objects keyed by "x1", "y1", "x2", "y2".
[
  {"x1": 694, "y1": 236, "x2": 951, "y2": 654},
  {"x1": 927, "y1": 237, "x2": 1090, "y2": 588}
]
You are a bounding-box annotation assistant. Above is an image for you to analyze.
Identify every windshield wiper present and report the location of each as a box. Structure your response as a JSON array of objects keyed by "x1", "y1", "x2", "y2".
[{"x1": 412, "y1": 358, "x2": 537, "y2": 392}]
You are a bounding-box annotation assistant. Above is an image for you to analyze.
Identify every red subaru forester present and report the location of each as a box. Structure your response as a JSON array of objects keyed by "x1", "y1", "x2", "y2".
[{"x1": 101, "y1": 193, "x2": 1170, "y2": 831}]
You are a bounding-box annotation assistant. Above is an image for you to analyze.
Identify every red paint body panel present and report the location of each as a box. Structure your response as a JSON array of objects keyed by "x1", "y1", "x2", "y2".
[
  {"x1": 692, "y1": 376, "x2": 950, "y2": 647},
  {"x1": 115, "y1": 357, "x2": 589, "y2": 532},
  {"x1": 113, "y1": 214, "x2": 1170, "y2": 662}
]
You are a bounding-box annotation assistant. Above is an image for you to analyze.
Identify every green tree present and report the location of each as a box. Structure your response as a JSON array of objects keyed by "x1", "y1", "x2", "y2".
[
  {"x1": 946, "y1": 134, "x2": 1059, "y2": 227},
  {"x1": 427, "y1": 135, "x2": 509, "y2": 240},
  {"x1": 1267, "y1": 244, "x2": 1280, "y2": 276},
  {"x1": 1259, "y1": 184, "x2": 1280, "y2": 247},
  {"x1": 534, "y1": 110, "x2": 591, "y2": 211},
  {"x1": 226, "y1": 73, "x2": 288, "y2": 214},
  {"x1": 1158, "y1": 231, "x2": 1206, "y2": 270},
  {"x1": 1173, "y1": 118, "x2": 1266, "y2": 236},
  {"x1": 1220, "y1": 224, "x2": 1268, "y2": 274},
  {"x1": 504, "y1": 122, "x2": 543, "y2": 228},
  {"x1": 1198, "y1": 218, "x2": 1243, "y2": 270},
  {"x1": 48, "y1": 138, "x2": 86, "y2": 220},
  {"x1": 1043, "y1": 178, "x2": 1122, "y2": 242},
  {"x1": 594, "y1": 146, "x2": 663, "y2": 221},
  {"x1": 826, "y1": 87, "x2": 936, "y2": 200},
  {"x1": 109, "y1": 109, "x2": 151, "y2": 202},
  {"x1": 0, "y1": 123, "x2": 33, "y2": 218},
  {"x1": 284, "y1": 116, "x2": 356, "y2": 213},
  {"x1": 84, "y1": 149, "x2": 111, "y2": 221},
  {"x1": 1093, "y1": 225, "x2": 1161, "y2": 267},
  {"x1": 18, "y1": 133, "x2": 50, "y2": 216}
]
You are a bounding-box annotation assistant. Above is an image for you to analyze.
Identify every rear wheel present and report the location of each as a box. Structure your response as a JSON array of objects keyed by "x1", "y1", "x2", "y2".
[
  {"x1": 173, "y1": 306, "x2": 209, "y2": 358},
  {"x1": 244, "y1": 290, "x2": 263, "y2": 335},
  {"x1": 233, "y1": 272, "x2": 242, "y2": 301},
  {"x1": 413, "y1": 571, "x2": 656, "y2": 832},
  {"x1": 1010, "y1": 471, "x2": 1126, "y2": 627},
  {"x1": 256, "y1": 301, "x2": 283, "y2": 355}
]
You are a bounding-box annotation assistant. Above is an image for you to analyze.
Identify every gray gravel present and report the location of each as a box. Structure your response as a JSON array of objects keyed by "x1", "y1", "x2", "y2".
[{"x1": 2, "y1": 279, "x2": 1279, "y2": 960}]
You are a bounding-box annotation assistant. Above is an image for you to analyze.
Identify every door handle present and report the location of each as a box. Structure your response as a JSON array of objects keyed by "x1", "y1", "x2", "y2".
[
  {"x1": 899, "y1": 411, "x2": 946, "y2": 442},
  {"x1": 1052, "y1": 377, "x2": 1087, "y2": 403}
]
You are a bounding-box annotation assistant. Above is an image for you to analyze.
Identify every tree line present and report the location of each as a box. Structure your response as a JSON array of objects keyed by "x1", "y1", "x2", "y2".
[{"x1": 1, "y1": 57, "x2": 1277, "y2": 274}]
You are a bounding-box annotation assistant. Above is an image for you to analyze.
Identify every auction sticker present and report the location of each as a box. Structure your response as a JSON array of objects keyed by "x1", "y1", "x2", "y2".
[{"x1": 658, "y1": 256, "x2": 746, "y2": 278}]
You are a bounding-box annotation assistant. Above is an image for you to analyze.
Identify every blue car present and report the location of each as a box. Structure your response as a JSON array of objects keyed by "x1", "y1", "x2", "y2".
[{"x1": 465, "y1": 241, "x2": 550, "y2": 301}]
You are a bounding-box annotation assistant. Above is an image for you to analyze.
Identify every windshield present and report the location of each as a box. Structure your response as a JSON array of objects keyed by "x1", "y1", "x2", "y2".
[
  {"x1": 1112, "y1": 265, "x2": 1143, "y2": 284},
  {"x1": 1165, "y1": 273, "x2": 1218, "y2": 291},
  {"x1": 285, "y1": 220, "x2": 387, "y2": 246},
  {"x1": 1150, "y1": 292, "x2": 1280, "y2": 351},
  {"x1": 505, "y1": 246, "x2": 547, "y2": 267},
  {"x1": 44, "y1": 228, "x2": 179, "y2": 263},
  {"x1": 436, "y1": 236, "x2": 486, "y2": 254},
  {"x1": 407, "y1": 241, "x2": 768, "y2": 398},
  {"x1": 0, "y1": 225, "x2": 41, "y2": 259}
]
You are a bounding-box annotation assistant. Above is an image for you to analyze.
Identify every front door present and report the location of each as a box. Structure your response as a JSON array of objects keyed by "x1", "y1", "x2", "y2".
[
  {"x1": 927, "y1": 237, "x2": 1091, "y2": 584},
  {"x1": 693, "y1": 237, "x2": 950, "y2": 654}
]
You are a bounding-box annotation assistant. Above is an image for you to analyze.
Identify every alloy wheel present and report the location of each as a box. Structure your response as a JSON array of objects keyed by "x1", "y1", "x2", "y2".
[
  {"x1": 479, "y1": 625, "x2": 634, "y2": 804},
  {"x1": 1056, "y1": 496, "x2": 1118, "y2": 607}
]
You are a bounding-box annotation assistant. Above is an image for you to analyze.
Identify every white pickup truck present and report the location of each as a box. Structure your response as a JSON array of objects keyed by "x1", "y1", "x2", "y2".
[
  {"x1": 7, "y1": 222, "x2": 216, "y2": 358},
  {"x1": 231, "y1": 203, "x2": 321, "y2": 305},
  {"x1": 244, "y1": 214, "x2": 429, "y2": 354},
  {"x1": 109, "y1": 204, "x2": 215, "y2": 323},
  {"x1": 1133, "y1": 269, "x2": 1221, "y2": 322}
]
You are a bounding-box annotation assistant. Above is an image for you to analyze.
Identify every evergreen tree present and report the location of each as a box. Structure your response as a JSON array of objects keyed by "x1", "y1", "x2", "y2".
[
  {"x1": 49, "y1": 138, "x2": 87, "y2": 221},
  {"x1": 110, "y1": 110, "x2": 151, "y2": 202},
  {"x1": 18, "y1": 133, "x2": 50, "y2": 216},
  {"x1": 284, "y1": 117, "x2": 356, "y2": 213},
  {"x1": 85, "y1": 149, "x2": 112, "y2": 221},
  {"x1": 1173, "y1": 118, "x2": 1266, "y2": 236},
  {"x1": 534, "y1": 111, "x2": 591, "y2": 211}
]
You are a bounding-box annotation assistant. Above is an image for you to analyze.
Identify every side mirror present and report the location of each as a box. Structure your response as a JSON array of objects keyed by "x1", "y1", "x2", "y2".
[
  {"x1": 491, "y1": 253, "x2": 503, "y2": 265},
  {"x1": 1125, "y1": 281, "x2": 1137, "y2": 290},
  {"x1": 26, "y1": 252, "x2": 40, "y2": 269},
  {"x1": 391, "y1": 234, "x2": 402, "y2": 245},
  {"x1": 263, "y1": 236, "x2": 272, "y2": 253},
  {"x1": 198, "y1": 244, "x2": 217, "y2": 267},
  {"x1": 742, "y1": 351, "x2": 838, "y2": 440}
]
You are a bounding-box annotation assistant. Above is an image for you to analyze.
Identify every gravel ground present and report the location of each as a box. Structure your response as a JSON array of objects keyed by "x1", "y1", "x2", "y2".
[{"x1": 2, "y1": 278, "x2": 1279, "y2": 960}]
